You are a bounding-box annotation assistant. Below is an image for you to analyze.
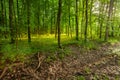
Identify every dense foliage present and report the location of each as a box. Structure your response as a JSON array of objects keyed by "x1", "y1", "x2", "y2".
[{"x1": 0, "y1": 0, "x2": 120, "y2": 42}]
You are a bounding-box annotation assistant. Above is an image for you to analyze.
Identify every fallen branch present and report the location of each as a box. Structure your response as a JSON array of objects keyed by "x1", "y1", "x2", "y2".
[
  {"x1": 35, "y1": 53, "x2": 45, "y2": 71},
  {"x1": 0, "y1": 67, "x2": 8, "y2": 79},
  {"x1": 22, "y1": 67, "x2": 40, "y2": 80}
]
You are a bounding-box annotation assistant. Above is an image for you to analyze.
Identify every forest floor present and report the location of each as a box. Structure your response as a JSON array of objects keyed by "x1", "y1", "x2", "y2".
[{"x1": 0, "y1": 42, "x2": 120, "y2": 80}]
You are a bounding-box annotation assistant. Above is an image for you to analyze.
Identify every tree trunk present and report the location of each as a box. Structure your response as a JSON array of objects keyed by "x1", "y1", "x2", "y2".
[
  {"x1": 84, "y1": 0, "x2": 88, "y2": 42},
  {"x1": 75, "y1": 0, "x2": 79, "y2": 40},
  {"x1": 4, "y1": 0, "x2": 8, "y2": 38},
  {"x1": 81, "y1": 0, "x2": 85, "y2": 38},
  {"x1": 27, "y1": 0, "x2": 31, "y2": 43},
  {"x1": 105, "y1": 0, "x2": 114, "y2": 41},
  {"x1": 57, "y1": 0, "x2": 62, "y2": 48},
  {"x1": 9, "y1": 0, "x2": 15, "y2": 43},
  {"x1": 68, "y1": 0, "x2": 72, "y2": 37},
  {"x1": 89, "y1": 0, "x2": 93, "y2": 39},
  {"x1": 1, "y1": 0, "x2": 5, "y2": 38},
  {"x1": 99, "y1": 2, "x2": 105, "y2": 39},
  {"x1": 1, "y1": 0, "x2": 4, "y2": 27},
  {"x1": 37, "y1": 2, "x2": 40, "y2": 35}
]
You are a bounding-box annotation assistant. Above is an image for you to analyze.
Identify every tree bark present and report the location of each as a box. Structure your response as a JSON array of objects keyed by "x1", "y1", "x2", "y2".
[
  {"x1": 9, "y1": 0, "x2": 15, "y2": 43},
  {"x1": 99, "y1": 2, "x2": 105, "y2": 39},
  {"x1": 81, "y1": 0, "x2": 85, "y2": 38},
  {"x1": 57, "y1": 0, "x2": 62, "y2": 48},
  {"x1": 105, "y1": 0, "x2": 114, "y2": 41},
  {"x1": 27, "y1": 0, "x2": 31, "y2": 43},
  {"x1": 1, "y1": 0, "x2": 4, "y2": 27},
  {"x1": 84, "y1": 0, "x2": 88, "y2": 42},
  {"x1": 75, "y1": 0, "x2": 79, "y2": 40},
  {"x1": 89, "y1": 0, "x2": 93, "y2": 39}
]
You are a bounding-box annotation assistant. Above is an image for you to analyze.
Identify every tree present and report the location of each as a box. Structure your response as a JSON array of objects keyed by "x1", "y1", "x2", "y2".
[
  {"x1": 57, "y1": 0, "x2": 62, "y2": 48},
  {"x1": 84, "y1": 0, "x2": 88, "y2": 42},
  {"x1": 9, "y1": 0, "x2": 15, "y2": 43},
  {"x1": 89, "y1": 0, "x2": 93, "y2": 39},
  {"x1": 105, "y1": 0, "x2": 114, "y2": 41},
  {"x1": 27, "y1": 0, "x2": 31, "y2": 43},
  {"x1": 75, "y1": 0, "x2": 79, "y2": 40},
  {"x1": 0, "y1": 0, "x2": 119, "y2": 47},
  {"x1": 99, "y1": 1, "x2": 105, "y2": 39},
  {"x1": 1, "y1": 0, "x2": 4, "y2": 27},
  {"x1": 81, "y1": 0, "x2": 85, "y2": 38}
]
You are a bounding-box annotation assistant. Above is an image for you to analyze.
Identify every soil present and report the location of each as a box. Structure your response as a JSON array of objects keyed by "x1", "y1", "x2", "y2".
[{"x1": 0, "y1": 42, "x2": 120, "y2": 80}]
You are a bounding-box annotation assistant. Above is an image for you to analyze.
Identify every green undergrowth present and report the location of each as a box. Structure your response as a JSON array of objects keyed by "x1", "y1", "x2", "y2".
[
  {"x1": 62, "y1": 38, "x2": 104, "y2": 50},
  {"x1": 74, "y1": 75, "x2": 85, "y2": 80},
  {"x1": 0, "y1": 35, "x2": 119, "y2": 66},
  {"x1": 45, "y1": 48, "x2": 71, "y2": 62},
  {"x1": 107, "y1": 37, "x2": 120, "y2": 45}
]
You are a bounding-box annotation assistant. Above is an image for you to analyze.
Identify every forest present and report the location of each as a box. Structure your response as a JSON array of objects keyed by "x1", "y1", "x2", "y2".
[{"x1": 0, "y1": 0, "x2": 120, "y2": 79}]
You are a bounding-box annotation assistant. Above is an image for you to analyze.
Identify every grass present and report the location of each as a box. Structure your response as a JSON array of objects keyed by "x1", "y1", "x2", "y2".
[
  {"x1": 107, "y1": 37, "x2": 119, "y2": 45},
  {"x1": 74, "y1": 76, "x2": 85, "y2": 80},
  {"x1": 0, "y1": 34, "x2": 119, "y2": 65},
  {"x1": 0, "y1": 34, "x2": 72, "y2": 64}
]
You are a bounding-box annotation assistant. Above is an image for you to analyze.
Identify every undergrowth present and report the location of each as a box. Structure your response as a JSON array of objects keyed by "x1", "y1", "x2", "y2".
[{"x1": 0, "y1": 34, "x2": 119, "y2": 66}]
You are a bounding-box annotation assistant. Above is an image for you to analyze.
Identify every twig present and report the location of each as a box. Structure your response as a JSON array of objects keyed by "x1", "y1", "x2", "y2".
[
  {"x1": 0, "y1": 67, "x2": 8, "y2": 79},
  {"x1": 35, "y1": 53, "x2": 45, "y2": 71},
  {"x1": 22, "y1": 67, "x2": 40, "y2": 80}
]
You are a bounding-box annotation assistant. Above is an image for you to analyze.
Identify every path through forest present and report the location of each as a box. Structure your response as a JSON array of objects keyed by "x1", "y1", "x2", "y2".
[{"x1": 0, "y1": 42, "x2": 120, "y2": 80}]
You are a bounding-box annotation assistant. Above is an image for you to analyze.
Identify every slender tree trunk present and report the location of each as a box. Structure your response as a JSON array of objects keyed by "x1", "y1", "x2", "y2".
[
  {"x1": 27, "y1": 0, "x2": 31, "y2": 43},
  {"x1": 4, "y1": 0, "x2": 8, "y2": 38},
  {"x1": 68, "y1": 0, "x2": 72, "y2": 37},
  {"x1": 9, "y1": 0, "x2": 15, "y2": 43},
  {"x1": 37, "y1": 2, "x2": 40, "y2": 35},
  {"x1": 81, "y1": 0, "x2": 85, "y2": 38},
  {"x1": 42, "y1": 12, "x2": 45, "y2": 33},
  {"x1": 65, "y1": 17, "x2": 68, "y2": 35},
  {"x1": 50, "y1": 14, "x2": 53, "y2": 34},
  {"x1": 89, "y1": 0, "x2": 93, "y2": 39},
  {"x1": 53, "y1": 0, "x2": 57, "y2": 38},
  {"x1": 44, "y1": 0, "x2": 47, "y2": 33},
  {"x1": 1, "y1": 0, "x2": 5, "y2": 38},
  {"x1": 84, "y1": 0, "x2": 88, "y2": 42},
  {"x1": 15, "y1": 0, "x2": 20, "y2": 48},
  {"x1": 99, "y1": 2, "x2": 105, "y2": 39},
  {"x1": 99, "y1": 18, "x2": 103, "y2": 39},
  {"x1": 105, "y1": 0, "x2": 114, "y2": 41},
  {"x1": 50, "y1": 3, "x2": 53, "y2": 34},
  {"x1": 55, "y1": 17, "x2": 57, "y2": 38},
  {"x1": 75, "y1": 0, "x2": 79, "y2": 40},
  {"x1": 1, "y1": 0, "x2": 4, "y2": 27},
  {"x1": 12, "y1": 0, "x2": 18, "y2": 48},
  {"x1": 111, "y1": 1, "x2": 116, "y2": 37},
  {"x1": 57, "y1": 0, "x2": 62, "y2": 48}
]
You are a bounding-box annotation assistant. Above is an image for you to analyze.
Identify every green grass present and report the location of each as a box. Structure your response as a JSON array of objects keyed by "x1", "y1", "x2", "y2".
[
  {"x1": 0, "y1": 34, "x2": 72, "y2": 63},
  {"x1": 107, "y1": 37, "x2": 119, "y2": 44},
  {"x1": 0, "y1": 34, "x2": 119, "y2": 65},
  {"x1": 1, "y1": 43, "x2": 32, "y2": 62}
]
